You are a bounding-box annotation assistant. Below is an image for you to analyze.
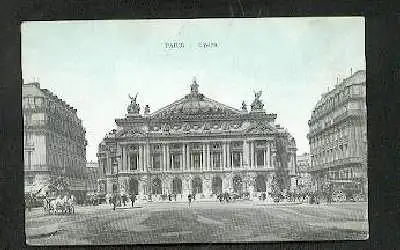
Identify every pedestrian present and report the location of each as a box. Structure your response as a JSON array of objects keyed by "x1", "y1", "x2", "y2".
[
  {"x1": 109, "y1": 196, "x2": 112, "y2": 207},
  {"x1": 188, "y1": 194, "x2": 192, "y2": 207},
  {"x1": 112, "y1": 195, "x2": 117, "y2": 211},
  {"x1": 122, "y1": 194, "x2": 127, "y2": 207},
  {"x1": 131, "y1": 194, "x2": 136, "y2": 207}
]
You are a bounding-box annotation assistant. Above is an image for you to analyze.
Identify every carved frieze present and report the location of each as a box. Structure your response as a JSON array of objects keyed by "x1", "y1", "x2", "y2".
[
  {"x1": 246, "y1": 121, "x2": 274, "y2": 134},
  {"x1": 120, "y1": 127, "x2": 145, "y2": 137}
]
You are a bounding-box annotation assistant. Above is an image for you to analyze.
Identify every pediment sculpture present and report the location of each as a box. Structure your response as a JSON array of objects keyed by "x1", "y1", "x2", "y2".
[
  {"x1": 162, "y1": 123, "x2": 170, "y2": 133},
  {"x1": 247, "y1": 121, "x2": 273, "y2": 134},
  {"x1": 120, "y1": 128, "x2": 144, "y2": 137}
]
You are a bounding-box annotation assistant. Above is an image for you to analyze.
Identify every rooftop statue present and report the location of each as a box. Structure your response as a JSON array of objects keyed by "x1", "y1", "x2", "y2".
[
  {"x1": 127, "y1": 92, "x2": 140, "y2": 114},
  {"x1": 241, "y1": 101, "x2": 248, "y2": 112},
  {"x1": 251, "y1": 90, "x2": 264, "y2": 111},
  {"x1": 144, "y1": 104, "x2": 150, "y2": 114},
  {"x1": 190, "y1": 77, "x2": 199, "y2": 94}
]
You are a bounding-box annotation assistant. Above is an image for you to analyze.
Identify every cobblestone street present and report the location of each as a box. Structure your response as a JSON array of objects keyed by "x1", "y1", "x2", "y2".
[{"x1": 25, "y1": 201, "x2": 368, "y2": 245}]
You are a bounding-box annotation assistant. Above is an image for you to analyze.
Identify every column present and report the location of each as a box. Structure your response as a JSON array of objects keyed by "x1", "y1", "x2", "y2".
[
  {"x1": 190, "y1": 154, "x2": 193, "y2": 170},
  {"x1": 200, "y1": 153, "x2": 203, "y2": 171},
  {"x1": 227, "y1": 142, "x2": 230, "y2": 169},
  {"x1": 117, "y1": 144, "x2": 122, "y2": 174},
  {"x1": 121, "y1": 145, "x2": 126, "y2": 171},
  {"x1": 267, "y1": 142, "x2": 271, "y2": 168},
  {"x1": 206, "y1": 143, "x2": 211, "y2": 171},
  {"x1": 146, "y1": 144, "x2": 151, "y2": 171},
  {"x1": 202, "y1": 144, "x2": 206, "y2": 171},
  {"x1": 166, "y1": 144, "x2": 170, "y2": 171},
  {"x1": 222, "y1": 142, "x2": 226, "y2": 170},
  {"x1": 181, "y1": 143, "x2": 185, "y2": 170},
  {"x1": 264, "y1": 149, "x2": 267, "y2": 168},
  {"x1": 250, "y1": 141, "x2": 255, "y2": 168},
  {"x1": 141, "y1": 145, "x2": 144, "y2": 172},
  {"x1": 243, "y1": 140, "x2": 249, "y2": 167},
  {"x1": 186, "y1": 144, "x2": 190, "y2": 171},
  {"x1": 240, "y1": 152, "x2": 243, "y2": 168},
  {"x1": 138, "y1": 145, "x2": 143, "y2": 172},
  {"x1": 162, "y1": 144, "x2": 167, "y2": 172}
]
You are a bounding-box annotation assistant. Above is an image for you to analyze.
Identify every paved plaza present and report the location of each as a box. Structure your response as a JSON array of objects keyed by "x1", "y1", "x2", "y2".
[{"x1": 25, "y1": 201, "x2": 368, "y2": 245}]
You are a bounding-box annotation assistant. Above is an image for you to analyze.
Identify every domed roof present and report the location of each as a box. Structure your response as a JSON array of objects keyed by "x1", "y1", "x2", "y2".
[{"x1": 151, "y1": 78, "x2": 242, "y2": 118}]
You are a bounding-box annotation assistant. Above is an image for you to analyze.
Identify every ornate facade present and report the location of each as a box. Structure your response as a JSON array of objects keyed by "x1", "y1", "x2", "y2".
[
  {"x1": 307, "y1": 70, "x2": 367, "y2": 195},
  {"x1": 23, "y1": 82, "x2": 87, "y2": 202},
  {"x1": 97, "y1": 79, "x2": 296, "y2": 201},
  {"x1": 292, "y1": 152, "x2": 311, "y2": 188}
]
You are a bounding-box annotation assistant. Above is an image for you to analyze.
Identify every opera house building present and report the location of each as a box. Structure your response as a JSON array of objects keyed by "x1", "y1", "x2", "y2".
[{"x1": 97, "y1": 79, "x2": 296, "y2": 201}]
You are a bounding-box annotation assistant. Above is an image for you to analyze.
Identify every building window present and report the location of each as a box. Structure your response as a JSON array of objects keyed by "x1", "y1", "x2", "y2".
[
  {"x1": 152, "y1": 154, "x2": 161, "y2": 170},
  {"x1": 172, "y1": 154, "x2": 181, "y2": 169},
  {"x1": 212, "y1": 152, "x2": 221, "y2": 169},
  {"x1": 256, "y1": 150, "x2": 264, "y2": 167},
  {"x1": 130, "y1": 153, "x2": 138, "y2": 170},
  {"x1": 212, "y1": 143, "x2": 221, "y2": 149},
  {"x1": 102, "y1": 160, "x2": 106, "y2": 174},
  {"x1": 111, "y1": 157, "x2": 117, "y2": 174},
  {"x1": 232, "y1": 152, "x2": 241, "y2": 167},
  {"x1": 192, "y1": 153, "x2": 200, "y2": 169}
]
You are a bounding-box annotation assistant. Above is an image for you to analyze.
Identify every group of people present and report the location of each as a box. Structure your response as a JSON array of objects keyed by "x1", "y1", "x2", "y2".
[
  {"x1": 108, "y1": 193, "x2": 137, "y2": 210},
  {"x1": 43, "y1": 194, "x2": 75, "y2": 214}
]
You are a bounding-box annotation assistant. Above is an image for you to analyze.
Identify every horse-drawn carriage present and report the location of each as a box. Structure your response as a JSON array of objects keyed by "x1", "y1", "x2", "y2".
[{"x1": 43, "y1": 194, "x2": 75, "y2": 215}]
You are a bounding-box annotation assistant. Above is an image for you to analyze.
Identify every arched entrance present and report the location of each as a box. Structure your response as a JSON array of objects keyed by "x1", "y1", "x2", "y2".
[
  {"x1": 129, "y1": 178, "x2": 139, "y2": 195},
  {"x1": 192, "y1": 177, "x2": 203, "y2": 194},
  {"x1": 256, "y1": 175, "x2": 266, "y2": 192},
  {"x1": 233, "y1": 176, "x2": 243, "y2": 194},
  {"x1": 152, "y1": 178, "x2": 162, "y2": 194},
  {"x1": 212, "y1": 177, "x2": 222, "y2": 194},
  {"x1": 172, "y1": 178, "x2": 182, "y2": 194}
]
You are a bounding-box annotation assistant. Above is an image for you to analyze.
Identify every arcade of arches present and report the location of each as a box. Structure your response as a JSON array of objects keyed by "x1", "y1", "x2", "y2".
[{"x1": 112, "y1": 173, "x2": 273, "y2": 200}]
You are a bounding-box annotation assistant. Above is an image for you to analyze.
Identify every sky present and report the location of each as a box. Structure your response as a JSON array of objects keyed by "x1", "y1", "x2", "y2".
[{"x1": 21, "y1": 17, "x2": 365, "y2": 162}]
